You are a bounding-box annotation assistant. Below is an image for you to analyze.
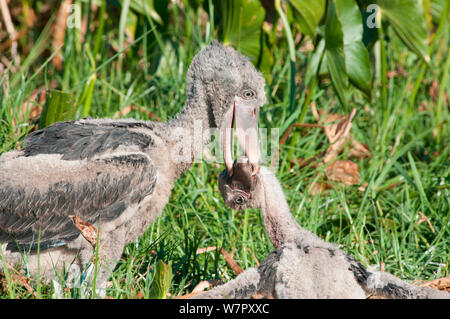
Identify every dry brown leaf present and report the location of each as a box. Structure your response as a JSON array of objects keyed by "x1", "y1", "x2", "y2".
[
  {"x1": 196, "y1": 246, "x2": 218, "y2": 254},
  {"x1": 323, "y1": 109, "x2": 356, "y2": 164},
  {"x1": 310, "y1": 102, "x2": 320, "y2": 121},
  {"x1": 14, "y1": 274, "x2": 34, "y2": 294},
  {"x1": 312, "y1": 106, "x2": 371, "y2": 161},
  {"x1": 245, "y1": 247, "x2": 260, "y2": 267},
  {"x1": 307, "y1": 107, "x2": 371, "y2": 195},
  {"x1": 417, "y1": 211, "x2": 435, "y2": 233},
  {"x1": 322, "y1": 113, "x2": 347, "y2": 143},
  {"x1": 311, "y1": 103, "x2": 352, "y2": 144},
  {"x1": 0, "y1": 261, "x2": 35, "y2": 296},
  {"x1": 366, "y1": 294, "x2": 386, "y2": 299},
  {"x1": 68, "y1": 215, "x2": 98, "y2": 248},
  {"x1": 349, "y1": 140, "x2": 371, "y2": 159},
  {"x1": 419, "y1": 277, "x2": 450, "y2": 292},
  {"x1": 220, "y1": 249, "x2": 243, "y2": 275},
  {"x1": 326, "y1": 160, "x2": 360, "y2": 186},
  {"x1": 1, "y1": 274, "x2": 34, "y2": 295}
]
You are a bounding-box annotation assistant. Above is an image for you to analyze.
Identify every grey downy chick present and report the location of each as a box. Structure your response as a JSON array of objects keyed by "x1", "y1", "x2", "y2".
[
  {"x1": 0, "y1": 42, "x2": 266, "y2": 297},
  {"x1": 196, "y1": 159, "x2": 449, "y2": 299}
]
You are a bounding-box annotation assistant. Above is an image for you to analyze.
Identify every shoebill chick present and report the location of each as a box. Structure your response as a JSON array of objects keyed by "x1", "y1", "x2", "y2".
[
  {"x1": 196, "y1": 159, "x2": 449, "y2": 299},
  {"x1": 0, "y1": 42, "x2": 266, "y2": 296}
]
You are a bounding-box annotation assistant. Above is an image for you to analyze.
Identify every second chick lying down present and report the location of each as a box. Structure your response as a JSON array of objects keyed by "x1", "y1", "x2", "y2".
[{"x1": 196, "y1": 159, "x2": 449, "y2": 299}]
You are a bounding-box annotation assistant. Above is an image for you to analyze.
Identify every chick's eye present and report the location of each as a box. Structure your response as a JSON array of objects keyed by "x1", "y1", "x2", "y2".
[
  {"x1": 235, "y1": 196, "x2": 245, "y2": 205},
  {"x1": 243, "y1": 89, "x2": 256, "y2": 99}
]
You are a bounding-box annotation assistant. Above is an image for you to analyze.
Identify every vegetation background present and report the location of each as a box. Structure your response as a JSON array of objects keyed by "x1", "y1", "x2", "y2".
[{"x1": 0, "y1": 0, "x2": 448, "y2": 298}]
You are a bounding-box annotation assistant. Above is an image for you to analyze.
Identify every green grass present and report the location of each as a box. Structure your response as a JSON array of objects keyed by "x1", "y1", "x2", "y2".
[{"x1": 0, "y1": 2, "x2": 448, "y2": 299}]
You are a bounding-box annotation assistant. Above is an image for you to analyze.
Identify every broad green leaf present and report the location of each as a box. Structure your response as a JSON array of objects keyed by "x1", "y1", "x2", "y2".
[
  {"x1": 287, "y1": 0, "x2": 326, "y2": 37},
  {"x1": 318, "y1": 52, "x2": 328, "y2": 78},
  {"x1": 422, "y1": 0, "x2": 433, "y2": 30},
  {"x1": 214, "y1": 0, "x2": 266, "y2": 64},
  {"x1": 335, "y1": 0, "x2": 372, "y2": 97},
  {"x1": 39, "y1": 90, "x2": 76, "y2": 128},
  {"x1": 150, "y1": 260, "x2": 173, "y2": 299},
  {"x1": 325, "y1": 1, "x2": 349, "y2": 111},
  {"x1": 305, "y1": 39, "x2": 325, "y2": 85},
  {"x1": 430, "y1": 0, "x2": 449, "y2": 24},
  {"x1": 377, "y1": 0, "x2": 430, "y2": 63}
]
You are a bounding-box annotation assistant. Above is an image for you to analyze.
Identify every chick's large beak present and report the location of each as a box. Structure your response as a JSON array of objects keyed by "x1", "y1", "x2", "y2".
[{"x1": 221, "y1": 98, "x2": 260, "y2": 176}]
